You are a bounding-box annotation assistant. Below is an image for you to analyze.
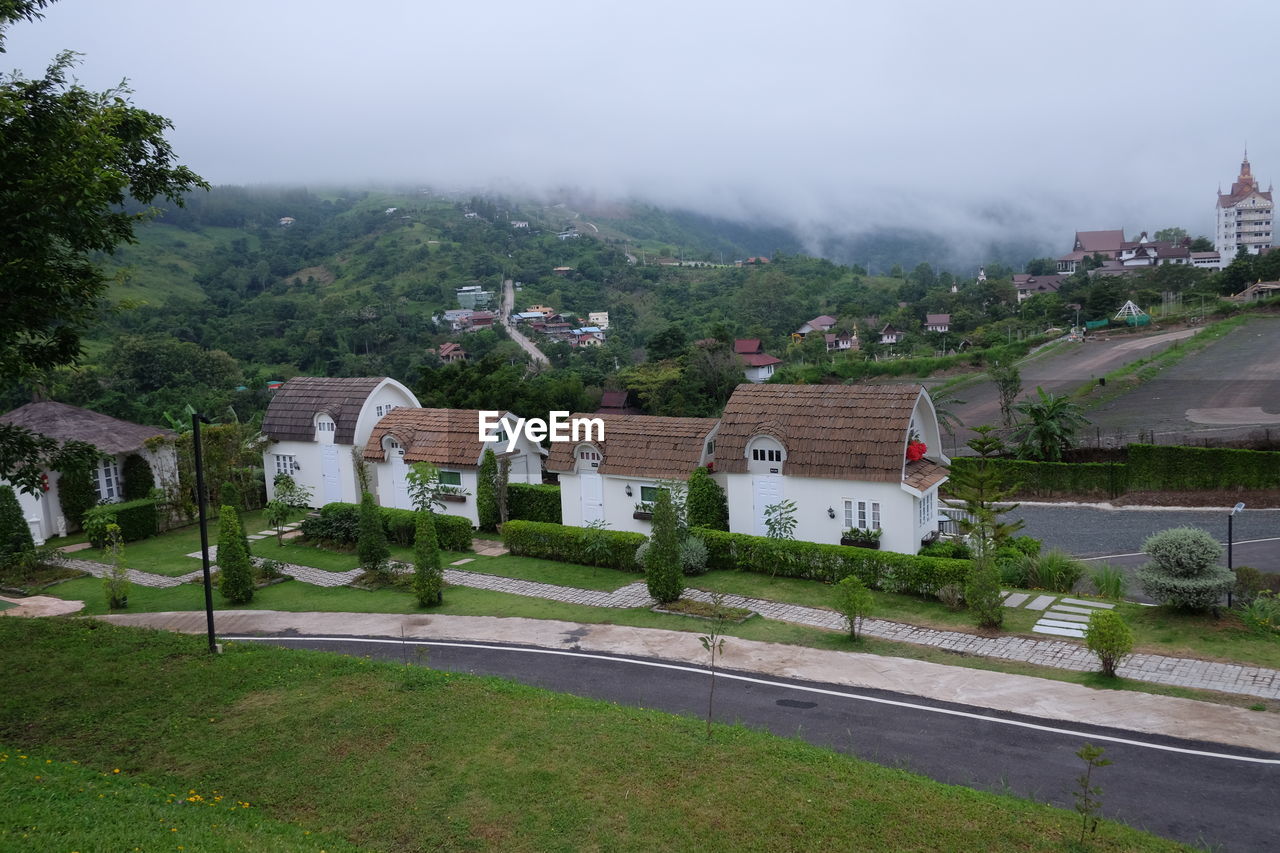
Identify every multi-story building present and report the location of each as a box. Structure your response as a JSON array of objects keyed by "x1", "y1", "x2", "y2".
[{"x1": 1216, "y1": 152, "x2": 1274, "y2": 259}]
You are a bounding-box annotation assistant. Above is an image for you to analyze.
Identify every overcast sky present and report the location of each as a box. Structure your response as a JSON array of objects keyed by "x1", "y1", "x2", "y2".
[{"x1": 7, "y1": 0, "x2": 1279, "y2": 251}]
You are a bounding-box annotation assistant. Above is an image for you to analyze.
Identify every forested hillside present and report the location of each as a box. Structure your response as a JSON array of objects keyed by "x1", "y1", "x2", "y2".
[{"x1": 8, "y1": 185, "x2": 1271, "y2": 431}]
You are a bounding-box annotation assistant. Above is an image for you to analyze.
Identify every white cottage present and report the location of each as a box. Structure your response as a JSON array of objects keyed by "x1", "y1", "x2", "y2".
[
  {"x1": 362, "y1": 408, "x2": 545, "y2": 526},
  {"x1": 0, "y1": 401, "x2": 178, "y2": 542},
  {"x1": 547, "y1": 414, "x2": 719, "y2": 535},
  {"x1": 262, "y1": 376, "x2": 420, "y2": 507},
  {"x1": 716, "y1": 383, "x2": 949, "y2": 555}
]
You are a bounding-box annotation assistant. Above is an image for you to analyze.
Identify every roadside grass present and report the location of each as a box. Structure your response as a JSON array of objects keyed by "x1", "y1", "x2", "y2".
[
  {"x1": 0, "y1": 618, "x2": 1187, "y2": 852},
  {"x1": 0, "y1": 747, "x2": 357, "y2": 852},
  {"x1": 1121, "y1": 602, "x2": 1280, "y2": 670}
]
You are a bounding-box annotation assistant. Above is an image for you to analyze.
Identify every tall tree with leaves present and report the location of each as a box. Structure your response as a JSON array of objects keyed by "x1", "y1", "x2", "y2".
[
  {"x1": 0, "y1": 1, "x2": 206, "y2": 490},
  {"x1": 943, "y1": 426, "x2": 1023, "y2": 561},
  {"x1": 1011, "y1": 387, "x2": 1089, "y2": 462},
  {"x1": 989, "y1": 362, "x2": 1022, "y2": 429},
  {"x1": 357, "y1": 490, "x2": 390, "y2": 580},
  {"x1": 644, "y1": 489, "x2": 684, "y2": 604},
  {"x1": 217, "y1": 505, "x2": 254, "y2": 605}
]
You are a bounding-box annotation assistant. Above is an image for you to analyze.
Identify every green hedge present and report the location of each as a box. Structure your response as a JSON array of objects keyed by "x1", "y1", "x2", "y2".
[
  {"x1": 502, "y1": 520, "x2": 647, "y2": 573},
  {"x1": 83, "y1": 498, "x2": 158, "y2": 546},
  {"x1": 948, "y1": 458, "x2": 1128, "y2": 498},
  {"x1": 507, "y1": 483, "x2": 562, "y2": 524},
  {"x1": 1127, "y1": 444, "x2": 1280, "y2": 491},
  {"x1": 694, "y1": 528, "x2": 971, "y2": 596},
  {"x1": 301, "y1": 502, "x2": 473, "y2": 553}
]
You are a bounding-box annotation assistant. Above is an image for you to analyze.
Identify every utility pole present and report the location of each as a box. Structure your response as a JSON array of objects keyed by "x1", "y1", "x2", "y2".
[{"x1": 192, "y1": 413, "x2": 218, "y2": 655}]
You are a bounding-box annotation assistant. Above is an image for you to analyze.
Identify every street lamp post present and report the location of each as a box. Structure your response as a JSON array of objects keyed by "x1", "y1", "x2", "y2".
[
  {"x1": 1227, "y1": 502, "x2": 1245, "y2": 608},
  {"x1": 192, "y1": 413, "x2": 218, "y2": 654}
]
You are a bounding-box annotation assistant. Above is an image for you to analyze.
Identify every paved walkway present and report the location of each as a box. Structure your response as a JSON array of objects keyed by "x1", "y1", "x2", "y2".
[{"x1": 41, "y1": 549, "x2": 1280, "y2": 701}]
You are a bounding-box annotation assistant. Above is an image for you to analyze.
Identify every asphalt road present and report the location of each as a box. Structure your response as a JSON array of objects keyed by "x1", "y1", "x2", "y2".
[
  {"x1": 229, "y1": 635, "x2": 1280, "y2": 852},
  {"x1": 500, "y1": 278, "x2": 549, "y2": 366}
]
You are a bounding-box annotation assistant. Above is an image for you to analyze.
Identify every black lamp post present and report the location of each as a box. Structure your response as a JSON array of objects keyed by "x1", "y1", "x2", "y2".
[
  {"x1": 192, "y1": 413, "x2": 218, "y2": 654},
  {"x1": 1227, "y1": 502, "x2": 1245, "y2": 608}
]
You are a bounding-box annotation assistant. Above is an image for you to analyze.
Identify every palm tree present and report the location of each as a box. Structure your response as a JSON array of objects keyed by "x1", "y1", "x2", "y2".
[{"x1": 1011, "y1": 387, "x2": 1088, "y2": 462}]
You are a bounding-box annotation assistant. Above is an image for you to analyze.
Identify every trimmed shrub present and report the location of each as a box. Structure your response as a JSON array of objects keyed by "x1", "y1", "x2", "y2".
[
  {"x1": 680, "y1": 535, "x2": 709, "y2": 576},
  {"x1": 1137, "y1": 527, "x2": 1233, "y2": 610},
  {"x1": 413, "y1": 511, "x2": 443, "y2": 607},
  {"x1": 302, "y1": 502, "x2": 472, "y2": 553},
  {"x1": 949, "y1": 457, "x2": 1127, "y2": 498},
  {"x1": 502, "y1": 520, "x2": 646, "y2": 573},
  {"x1": 217, "y1": 506, "x2": 254, "y2": 604},
  {"x1": 919, "y1": 539, "x2": 972, "y2": 560},
  {"x1": 57, "y1": 462, "x2": 98, "y2": 530},
  {"x1": 83, "y1": 498, "x2": 158, "y2": 546},
  {"x1": 220, "y1": 480, "x2": 243, "y2": 512},
  {"x1": 507, "y1": 483, "x2": 561, "y2": 524},
  {"x1": 0, "y1": 485, "x2": 34, "y2": 564},
  {"x1": 965, "y1": 558, "x2": 1004, "y2": 629},
  {"x1": 1084, "y1": 610, "x2": 1133, "y2": 677},
  {"x1": 694, "y1": 527, "x2": 971, "y2": 596},
  {"x1": 357, "y1": 492, "x2": 390, "y2": 576},
  {"x1": 477, "y1": 450, "x2": 499, "y2": 531},
  {"x1": 1128, "y1": 444, "x2": 1280, "y2": 491},
  {"x1": 644, "y1": 490, "x2": 683, "y2": 604},
  {"x1": 121, "y1": 454, "x2": 154, "y2": 501},
  {"x1": 686, "y1": 467, "x2": 729, "y2": 531}
]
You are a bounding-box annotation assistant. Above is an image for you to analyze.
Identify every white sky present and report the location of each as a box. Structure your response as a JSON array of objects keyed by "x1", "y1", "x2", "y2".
[{"x1": 7, "y1": 0, "x2": 1278, "y2": 248}]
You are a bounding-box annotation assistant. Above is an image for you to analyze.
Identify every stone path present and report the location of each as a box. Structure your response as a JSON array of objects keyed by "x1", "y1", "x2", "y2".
[
  {"x1": 42, "y1": 547, "x2": 1280, "y2": 701},
  {"x1": 1001, "y1": 590, "x2": 1116, "y2": 639}
]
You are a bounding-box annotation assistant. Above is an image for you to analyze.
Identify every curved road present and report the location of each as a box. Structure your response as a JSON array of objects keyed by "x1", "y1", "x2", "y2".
[
  {"x1": 500, "y1": 278, "x2": 549, "y2": 366},
  {"x1": 228, "y1": 635, "x2": 1279, "y2": 852}
]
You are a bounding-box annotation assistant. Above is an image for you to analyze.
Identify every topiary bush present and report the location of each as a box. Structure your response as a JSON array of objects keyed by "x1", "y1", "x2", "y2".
[
  {"x1": 217, "y1": 505, "x2": 254, "y2": 605},
  {"x1": 686, "y1": 467, "x2": 729, "y2": 531},
  {"x1": 82, "y1": 498, "x2": 157, "y2": 546},
  {"x1": 644, "y1": 490, "x2": 683, "y2": 604},
  {"x1": 57, "y1": 461, "x2": 98, "y2": 531},
  {"x1": 413, "y1": 510, "x2": 443, "y2": 607},
  {"x1": 121, "y1": 454, "x2": 154, "y2": 501},
  {"x1": 302, "y1": 502, "x2": 473, "y2": 553},
  {"x1": 476, "y1": 450, "x2": 499, "y2": 531},
  {"x1": 357, "y1": 492, "x2": 390, "y2": 578},
  {"x1": 1137, "y1": 527, "x2": 1233, "y2": 610},
  {"x1": 503, "y1": 521, "x2": 646, "y2": 572},
  {"x1": 507, "y1": 483, "x2": 561, "y2": 524}
]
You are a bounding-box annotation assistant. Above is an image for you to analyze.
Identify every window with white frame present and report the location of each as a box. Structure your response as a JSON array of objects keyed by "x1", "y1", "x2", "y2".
[
  {"x1": 576, "y1": 446, "x2": 602, "y2": 470},
  {"x1": 919, "y1": 492, "x2": 934, "y2": 526},
  {"x1": 274, "y1": 454, "x2": 296, "y2": 476},
  {"x1": 439, "y1": 470, "x2": 462, "y2": 486},
  {"x1": 639, "y1": 485, "x2": 666, "y2": 504},
  {"x1": 844, "y1": 499, "x2": 880, "y2": 531},
  {"x1": 375, "y1": 403, "x2": 399, "y2": 418},
  {"x1": 751, "y1": 447, "x2": 783, "y2": 462},
  {"x1": 92, "y1": 459, "x2": 121, "y2": 503}
]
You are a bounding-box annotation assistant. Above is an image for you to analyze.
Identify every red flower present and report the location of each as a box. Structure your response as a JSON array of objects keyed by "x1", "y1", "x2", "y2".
[{"x1": 905, "y1": 440, "x2": 927, "y2": 462}]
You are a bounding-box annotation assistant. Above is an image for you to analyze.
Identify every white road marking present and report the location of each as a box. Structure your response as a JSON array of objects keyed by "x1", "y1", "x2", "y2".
[
  {"x1": 1079, "y1": 537, "x2": 1280, "y2": 561},
  {"x1": 221, "y1": 635, "x2": 1280, "y2": 766}
]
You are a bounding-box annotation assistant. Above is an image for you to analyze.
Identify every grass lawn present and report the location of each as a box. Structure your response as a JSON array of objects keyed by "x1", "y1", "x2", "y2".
[
  {"x1": 66, "y1": 511, "x2": 271, "y2": 577},
  {"x1": 0, "y1": 618, "x2": 1186, "y2": 852}
]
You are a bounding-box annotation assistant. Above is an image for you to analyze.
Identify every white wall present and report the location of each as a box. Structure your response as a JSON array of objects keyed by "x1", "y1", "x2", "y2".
[{"x1": 557, "y1": 472, "x2": 685, "y2": 535}]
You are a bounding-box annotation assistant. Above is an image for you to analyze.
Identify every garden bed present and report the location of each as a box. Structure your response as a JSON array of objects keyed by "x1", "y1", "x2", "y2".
[{"x1": 653, "y1": 598, "x2": 754, "y2": 623}]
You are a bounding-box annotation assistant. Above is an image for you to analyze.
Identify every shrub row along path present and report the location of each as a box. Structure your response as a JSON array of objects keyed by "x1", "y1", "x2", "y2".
[{"x1": 51, "y1": 546, "x2": 1280, "y2": 701}]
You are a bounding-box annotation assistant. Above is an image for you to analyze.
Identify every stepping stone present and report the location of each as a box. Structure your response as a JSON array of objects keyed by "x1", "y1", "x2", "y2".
[
  {"x1": 248, "y1": 535, "x2": 267, "y2": 540},
  {"x1": 450, "y1": 558, "x2": 474, "y2": 566},
  {"x1": 1052, "y1": 604, "x2": 1096, "y2": 616},
  {"x1": 256, "y1": 530, "x2": 277, "y2": 536},
  {"x1": 1061, "y1": 597, "x2": 1114, "y2": 609},
  {"x1": 1042, "y1": 610, "x2": 1090, "y2": 623},
  {"x1": 1002, "y1": 592, "x2": 1030, "y2": 607},
  {"x1": 282, "y1": 530, "x2": 303, "y2": 540},
  {"x1": 57, "y1": 542, "x2": 93, "y2": 553},
  {"x1": 1036, "y1": 618, "x2": 1090, "y2": 632},
  {"x1": 1025, "y1": 594, "x2": 1056, "y2": 611},
  {"x1": 1032, "y1": 624, "x2": 1086, "y2": 638},
  {"x1": 186, "y1": 547, "x2": 219, "y2": 559}
]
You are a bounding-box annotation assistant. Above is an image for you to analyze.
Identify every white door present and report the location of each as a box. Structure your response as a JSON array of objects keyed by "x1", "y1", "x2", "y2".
[
  {"x1": 752, "y1": 476, "x2": 784, "y2": 536},
  {"x1": 322, "y1": 444, "x2": 342, "y2": 504},
  {"x1": 390, "y1": 452, "x2": 411, "y2": 509},
  {"x1": 580, "y1": 472, "x2": 604, "y2": 524}
]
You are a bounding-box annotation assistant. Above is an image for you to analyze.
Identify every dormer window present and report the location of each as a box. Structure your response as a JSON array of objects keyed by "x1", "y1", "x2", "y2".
[
  {"x1": 575, "y1": 445, "x2": 602, "y2": 472},
  {"x1": 746, "y1": 436, "x2": 786, "y2": 474},
  {"x1": 315, "y1": 414, "x2": 336, "y2": 444},
  {"x1": 382, "y1": 435, "x2": 404, "y2": 458}
]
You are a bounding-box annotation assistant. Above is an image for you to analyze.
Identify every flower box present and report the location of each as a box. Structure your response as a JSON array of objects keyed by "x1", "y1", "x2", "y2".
[
  {"x1": 840, "y1": 537, "x2": 881, "y2": 549},
  {"x1": 440, "y1": 493, "x2": 467, "y2": 503},
  {"x1": 632, "y1": 510, "x2": 653, "y2": 520}
]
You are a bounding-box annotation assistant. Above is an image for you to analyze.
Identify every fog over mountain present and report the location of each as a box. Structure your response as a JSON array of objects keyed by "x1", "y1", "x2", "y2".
[{"x1": 8, "y1": 0, "x2": 1278, "y2": 268}]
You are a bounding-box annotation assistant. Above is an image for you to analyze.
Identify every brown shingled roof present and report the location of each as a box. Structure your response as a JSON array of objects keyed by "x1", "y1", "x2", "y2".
[
  {"x1": 262, "y1": 377, "x2": 387, "y2": 444},
  {"x1": 716, "y1": 384, "x2": 923, "y2": 482},
  {"x1": 903, "y1": 458, "x2": 948, "y2": 492},
  {"x1": 0, "y1": 401, "x2": 174, "y2": 455},
  {"x1": 545, "y1": 413, "x2": 717, "y2": 479},
  {"x1": 363, "y1": 408, "x2": 501, "y2": 467}
]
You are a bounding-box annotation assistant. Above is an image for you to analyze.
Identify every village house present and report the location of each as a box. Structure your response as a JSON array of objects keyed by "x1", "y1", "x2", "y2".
[
  {"x1": 716, "y1": 383, "x2": 948, "y2": 554},
  {"x1": 824, "y1": 330, "x2": 858, "y2": 352},
  {"x1": 1056, "y1": 229, "x2": 1125, "y2": 273},
  {"x1": 548, "y1": 414, "x2": 719, "y2": 535},
  {"x1": 0, "y1": 401, "x2": 178, "y2": 541},
  {"x1": 796, "y1": 315, "x2": 837, "y2": 335},
  {"x1": 362, "y1": 408, "x2": 544, "y2": 527},
  {"x1": 878, "y1": 324, "x2": 902, "y2": 345},
  {"x1": 436, "y1": 342, "x2": 467, "y2": 363},
  {"x1": 923, "y1": 314, "x2": 951, "y2": 333},
  {"x1": 1012, "y1": 274, "x2": 1067, "y2": 302},
  {"x1": 588, "y1": 311, "x2": 610, "y2": 330},
  {"x1": 261, "y1": 376, "x2": 420, "y2": 507},
  {"x1": 734, "y1": 338, "x2": 782, "y2": 383}
]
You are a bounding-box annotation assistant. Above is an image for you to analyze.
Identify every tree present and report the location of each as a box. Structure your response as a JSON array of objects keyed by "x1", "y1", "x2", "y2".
[
  {"x1": 56, "y1": 456, "x2": 100, "y2": 532},
  {"x1": 1137, "y1": 527, "x2": 1233, "y2": 610},
  {"x1": 686, "y1": 467, "x2": 728, "y2": 531},
  {"x1": 646, "y1": 324, "x2": 688, "y2": 361},
  {"x1": 1024, "y1": 258, "x2": 1057, "y2": 276},
  {"x1": 0, "y1": 484, "x2": 34, "y2": 566},
  {"x1": 942, "y1": 426, "x2": 1023, "y2": 561},
  {"x1": 357, "y1": 490, "x2": 390, "y2": 580},
  {"x1": 217, "y1": 505, "x2": 254, "y2": 605},
  {"x1": 1011, "y1": 386, "x2": 1089, "y2": 462},
  {"x1": 101, "y1": 522, "x2": 129, "y2": 609},
  {"x1": 989, "y1": 362, "x2": 1022, "y2": 429},
  {"x1": 120, "y1": 454, "x2": 154, "y2": 501},
  {"x1": 413, "y1": 510, "x2": 443, "y2": 607},
  {"x1": 0, "y1": 2, "x2": 205, "y2": 491},
  {"x1": 1084, "y1": 610, "x2": 1133, "y2": 677},
  {"x1": 265, "y1": 474, "x2": 312, "y2": 546},
  {"x1": 763, "y1": 499, "x2": 798, "y2": 540},
  {"x1": 835, "y1": 575, "x2": 874, "y2": 640},
  {"x1": 697, "y1": 592, "x2": 728, "y2": 740},
  {"x1": 1153, "y1": 227, "x2": 1188, "y2": 244},
  {"x1": 965, "y1": 557, "x2": 1004, "y2": 630},
  {"x1": 476, "y1": 449, "x2": 500, "y2": 531},
  {"x1": 644, "y1": 489, "x2": 683, "y2": 604},
  {"x1": 406, "y1": 462, "x2": 446, "y2": 513}
]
